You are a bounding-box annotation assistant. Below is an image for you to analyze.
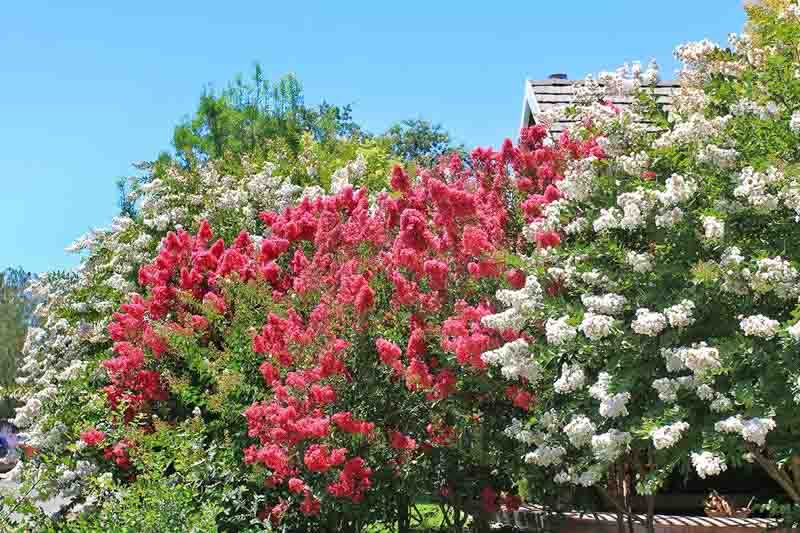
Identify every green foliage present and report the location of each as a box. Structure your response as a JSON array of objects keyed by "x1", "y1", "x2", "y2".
[
  {"x1": 0, "y1": 268, "x2": 33, "y2": 419},
  {"x1": 172, "y1": 63, "x2": 360, "y2": 169},
  {"x1": 379, "y1": 119, "x2": 458, "y2": 168}
]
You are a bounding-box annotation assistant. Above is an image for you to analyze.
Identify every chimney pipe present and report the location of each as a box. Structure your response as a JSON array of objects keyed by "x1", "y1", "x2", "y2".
[{"x1": 548, "y1": 73, "x2": 568, "y2": 80}]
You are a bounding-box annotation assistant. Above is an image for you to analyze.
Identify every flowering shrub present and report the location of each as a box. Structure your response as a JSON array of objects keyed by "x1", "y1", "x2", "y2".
[
  {"x1": 8, "y1": 2, "x2": 800, "y2": 531},
  {"x1": 43, "y1": 137, "x2": 572, "y2": 530},
  {"x1": 4, "y1": 134, "x2": 401, "y2": 530},
  {"x1": 7, "y1": 88, "x2": 600, "y2": 530},
  {"x1": 492, "y1": 1, "x2": 800, "y2": 526}
]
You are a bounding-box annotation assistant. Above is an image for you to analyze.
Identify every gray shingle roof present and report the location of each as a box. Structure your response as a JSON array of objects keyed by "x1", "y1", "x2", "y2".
[{"x1": 520, "y1": 78, "x2": 680, "y2": 134}]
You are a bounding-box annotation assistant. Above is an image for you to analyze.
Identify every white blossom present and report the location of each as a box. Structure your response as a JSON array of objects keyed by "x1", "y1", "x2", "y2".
[
  {"x1": 481, "y1": 339, "x2": 541, "y2": 382},
  {"x1": 554, "y1": 363, "x2": 586, "y2": 394},
  {"x1": 626, "y1": 251, "x2": 654, "y2": 273},
  {"x1": 591, "y1": 429, "x2": 632, "y2": 462},
  {"x1": 563, "y1": 415, "x2": 596, "y2": 448},
  {"x1": 652, "y1": 378, "x2": 681, "y2": 402},
  {"x1": 701, "y1": 216, "x2": 725, "y2": 241},
  {"x1": 733, "y1": 166, "x2": 783, "y2": 211},
  {"x1": 791, "y1": 111, "x2": 800, "y2": 133},
  {"x1": 652, "y1": 421, "x2": 690, "y2": 449},
  {"x1": 545, "y1": 316, "x2": 577, "y2": 345},
  {"x1": 788, "y1": 321, "x2": 800, "y2": 341},
  {"x1": 631, "y1": 308, "x2": 667, "y2": 336},
  {"x1": 599, "y1": 393, "x2": 631, "y2": 419},
  {"x1": 715, "y1": 416, "x2": 776, "y2": 446},
  {"x1": 710, "y1": 394, "x2": 734, "y2": 413},
  {"x1": 593, "y1": 208, "x2": 621, "y2": 233},
  {"x1": 681, "y1": 343, "x2": 722, "y2": 377},
  {"x1": 664, "y1": 300, "x2": 696, "y2": 328},
  {"x1": 581, "y1": 293, "x2": 627, "y2": 315},
  {"x1": 579, "y1": 313, "x2": 615, "y2": 340},
  {"x1": 740, "y1": 314, "x2": 780, "y2": 338},
  {"x1": 691, "y1": 452, "x2": 727, "y2": 479},
  {"x1": 524, "y1": 445, "x2": 566, "y2": 466}
]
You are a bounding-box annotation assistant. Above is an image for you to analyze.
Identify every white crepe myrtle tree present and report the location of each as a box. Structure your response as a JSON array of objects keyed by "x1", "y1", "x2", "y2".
[{"x1": 489, "y1": 0, "x2": 800, "y2": 527}]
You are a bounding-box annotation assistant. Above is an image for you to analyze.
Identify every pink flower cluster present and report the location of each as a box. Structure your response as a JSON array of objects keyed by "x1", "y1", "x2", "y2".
[{"x1": 94, "y1": 127, "x2": 586, "y2": 523}]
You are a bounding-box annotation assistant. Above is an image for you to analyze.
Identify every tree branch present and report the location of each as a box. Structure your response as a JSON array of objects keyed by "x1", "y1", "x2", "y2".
[
  {"x1": 748, "y1": 446, "x2": 800, "y2": 503},
  {"x1": 792, "y1": 456, "x2": 800, "y2": 494}
]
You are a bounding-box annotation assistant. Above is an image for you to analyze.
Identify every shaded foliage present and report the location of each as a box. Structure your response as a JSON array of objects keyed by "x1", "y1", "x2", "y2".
[{"x1": 0, "y1": 268, "x2": 34, "y2": 418}]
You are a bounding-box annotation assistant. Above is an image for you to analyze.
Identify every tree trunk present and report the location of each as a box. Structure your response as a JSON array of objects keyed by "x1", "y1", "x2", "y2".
[
  {"x1": 749, "y1": 446, "x2": 800, "y2": 503},
  {"x1": 471, "y1": 416, "x2": 492, "y2": 533},
  {"x1": 792, "y1": 455, "x2": 800, "y2": 495},
  {"x1": 397, "y1": 494, "x2": 410, "y2": 533},
  {"x1": 644, "y1": 449, "x2": 656, "y2": 533},
  {"x1": 645, "y1": 493, "x2": 655, "y2": 533}
]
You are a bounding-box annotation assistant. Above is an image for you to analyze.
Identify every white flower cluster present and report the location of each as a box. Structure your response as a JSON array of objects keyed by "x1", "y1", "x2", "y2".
[
  {"x1": 664, "y1": 300, "x2": 696, "y2": 328},
  {"x1": 658, "y1": 173, "x2": 698, "y2": 205},
  {"x1": 504, "y1": 418, "x2": 539, "y2": 445},
  {"x1": 591, "y1": 429, "x2": 632, "y2": 462},
  {"x1": 580, "y1": 269, "x2": 611, "y2": 288},
  {"x1": 654, "y1": 114, "x2": 731, "y2": 149},
  {"x1": 545, "y1": 316, "x2": 577, "y2": 345},
  {"x1": 651, "y1": 421, "x2": 690, "y2": 450},
  {"x1": 675, "y1": 39, "x2": 720, "y2": 66},
  {"x1": 751, "y1": 257, "x2": 799, "y2": 299},
  {"x1": 696, "y1": 144, "x2": 738, "y2": 169},
  {"x1": 783, "y1": 179, "x2": 800, "y2": 218},
  {"x1": 734, "y1": 166, "x2": 784, "y2": 211},
  {"x1": 482, "y1": 276, "x2": 544, "y2": 331},
  {"x1": 575, "y1": 465, "x2": 607, "y2": 487},
  {"x1": 524, "y1": 445, "x2": 567, "y2": 466},
  {"x1": 581, "y1": 293, "x2": 627, "y2": 315},
  {"x1": 730, "y1": 98, "x2": 780, "y2": 120},
  {"x1": 579, "y1": 313, "x2": 616, "y2": 340},
  {"x1": 617, "y1": 189, "x2": 656, "y2": 230},
  {"x1": 739, "y1": 314, "x2": 780, "y2": 339},
  {"x1": 524, "y1": 200, "x2": 566, "y2": 238},
  {"x1": 652, "y1": 378, "x2": 682, "y2": 402},
  {"x1": 600, "y1": 394, "x2": 632, "y2": 419},
  {"x1": 711, "y1": 394, "x2": 734, "y2": 413},
  {"x1": 619, "y1": 151, "x2": 650, "y2": 176},
  {"x1": 791, "y1": 111, "x2": 800, "y2": 132},
  {"x1": 554, "y1": 363, "x2": 586, "y2": 394},
  {"x1": 701, "y1": 216, "x2": 725, "y2": 241},
  {"x1": 789, "y1": 321, "x2": 800, "y2": 341},
  {"x1": 626, "y1": 251, "x2": 654, "y2": 273},
  {"x1": 330, "y1": 153, "x2": 367, "y2": 193},
  {"x1": 631, "y1": 308, "x2": 667, "y2": 336},
  {"x1": 661, "y1": 347, "x2": 687, "y2": 373},
  {"x1": 596, "y1": 60, "x2": 660, "y2": 96},
  {"x1": 593, "y1": 207, "x2": 622, "y2": 233},
  {"x1": 590, "y1": 373, "x2": 631, "y2": 419},
  {"x1": 481, "y1": 339, "x2": 541, "y2": 382},
  {"x1": 561, "y1": 157, "x2": 597, "y2": 202},
  {"x1": 655, "y1": 207, "x2": 685, "y2": 228},
  {"x1": 691, "y1": 451, "x2": 727, "y2": 479},
  {"x1": 715, "y1": 416, "x2": 776, "y2": 446},
  {"x1": 681, "y1": 342, "x2": 722, "y2": 377},
  {"x1": 696, "y1": 383, "x2": 715, "y2": 401},
  {"x1": 563, "y1": 415, "x2": 596, "y2": 448}
]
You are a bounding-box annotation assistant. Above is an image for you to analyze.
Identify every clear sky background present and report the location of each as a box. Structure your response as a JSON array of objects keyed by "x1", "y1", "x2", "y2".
[{"x1": 1, "y1": 1, "x2": 746, "y2": 274}]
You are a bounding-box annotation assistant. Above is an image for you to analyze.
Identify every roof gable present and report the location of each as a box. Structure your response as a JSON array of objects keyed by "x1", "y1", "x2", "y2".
[{"x1": 520, "y1": 78, "x2": 680, "y2": 134}]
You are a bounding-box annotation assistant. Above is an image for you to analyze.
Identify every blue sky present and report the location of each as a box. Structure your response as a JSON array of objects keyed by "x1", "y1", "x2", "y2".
[{"x1": 1, "y1": 1, "x2": 746, "y2": 274}]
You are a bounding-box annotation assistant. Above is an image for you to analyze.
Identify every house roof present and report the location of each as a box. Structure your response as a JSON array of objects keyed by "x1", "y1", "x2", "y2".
[{"x1": 520, "y1": 78, "x2": 680, "y2": 134}]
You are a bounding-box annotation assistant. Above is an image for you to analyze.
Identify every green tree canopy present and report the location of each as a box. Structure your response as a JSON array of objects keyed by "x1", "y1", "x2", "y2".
[
  {"x1": 379, "y1": 118, "x2": 457, "y2": 167},
  {"x1": 172, "y1": 63, "x2": 360, "y2": 167}
]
